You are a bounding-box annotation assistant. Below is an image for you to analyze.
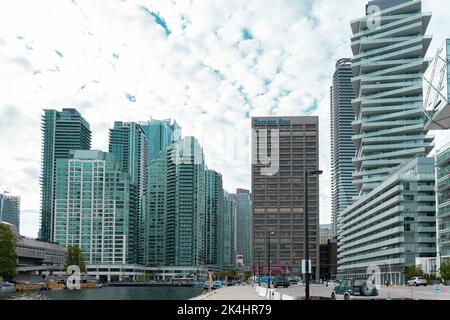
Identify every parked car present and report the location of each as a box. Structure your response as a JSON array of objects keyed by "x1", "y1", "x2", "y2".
[
  {"x1": 331, "y1": 279, "x2": 378, "y2": 300},
  {"x1": 273, "y1": 277, "x2": 290, "y2": 288},
  {"x1": 407, "y1": 277, "x2": 428, "y2": 287},
  {"x1": 288, "y1": 278, "x2": 299, "y2": 285}
]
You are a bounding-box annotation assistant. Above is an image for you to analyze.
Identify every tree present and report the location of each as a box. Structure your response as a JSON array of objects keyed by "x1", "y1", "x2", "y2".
[
  {"x1": 65, "y1": 245, "x2": 86, "y2": 273},
  {"x1": 440, "y1": 263, "x2": 450, "y2": 281},
  {"x1": 0, "y1": 223, "x2": 18, "y2": 281},
  {"x1": 242, "y1": 271, "x2": 252, "y2": 281},
  {"x1": 406, "y1": 265, "x2": 424, "y2": 279}
]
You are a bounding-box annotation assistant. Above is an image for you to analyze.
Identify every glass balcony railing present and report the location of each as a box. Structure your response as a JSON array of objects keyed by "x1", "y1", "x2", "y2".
[{"x1": 437, "y1": 149, "x2": 450, "y2": 167}]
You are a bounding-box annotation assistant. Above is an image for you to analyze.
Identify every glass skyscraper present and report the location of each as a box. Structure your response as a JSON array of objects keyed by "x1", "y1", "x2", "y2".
[
  {"x1": 109, "y1": 121, "x2": 149, "y2": 264},
  {"x1": 54, "y1": 150, "x2": 138, "y2": 265},
  {"x1": 223, "y1": 192, "x2": 237, "y2": 270},
  {"x1": 236, "y1": 189, "x2": 251, "y2": 267},
  {"x1": 39, "y1": 108, "x2": 91, "y2": 241},
  {"x1": 330, "y1": 58, "x2": 357, "y2": 236},
  {"x1": 140, "y1": 119, "x2": 182, "y2": 161},
  {"x1": 437, "y1": 144, "x2": 450, "y2": 262},
  {"x1": 338, "y1": 0, "x2": 436, "y2": 281},
  {"x1": 205, "y1": 170, "x2": 224, "y2": 271},
  {"x1": 0, "y1": 192, "x2": 21, "y2": 231}
]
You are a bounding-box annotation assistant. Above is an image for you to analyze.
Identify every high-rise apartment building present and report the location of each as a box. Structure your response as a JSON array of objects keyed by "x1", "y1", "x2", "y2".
[
  {"x1": 164, "y1": 137, "x2": 206, "y2": 267},
  {"x1": 330, "y1": 58, "x2": 357, "y2": 236},
  {"x1": 338, "y1": 0, "x2": 436, "y2": 282},
  {"x1": 205, "y1": 170, "x2": 224, "y2": 271},
  {"x1": 0, "y1": 192, "x2": 20, "y2": 231},
  {"x1": 140, "y1": 119, "x2": 182, "y2": 161},
  {"x1": 54, "y1": 150, "x2": 138, "y2": 265},
  {"x1": 436, "y1": 144, "x2": 450, "y2": 264},
  {"x1": 236, "y1": 189, "x2": 252, "y2": 267},
  {"x1": 39, "y1": 108, "x2": 91, "y2": 241},
  {"x1": 252, "y1": 116, "x2": 320, "y2": 279},
  {"x1": 223, "y1": 192, "x2": 237, "y2": 270},
  {"x1": 109, "y1": 121, "x2": 149, "y2": 264}
]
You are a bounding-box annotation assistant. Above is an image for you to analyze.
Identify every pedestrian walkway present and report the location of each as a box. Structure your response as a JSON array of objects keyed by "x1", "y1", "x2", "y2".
[{"x1": 192, "y1": 285, "x2": 266, "y2": 300}]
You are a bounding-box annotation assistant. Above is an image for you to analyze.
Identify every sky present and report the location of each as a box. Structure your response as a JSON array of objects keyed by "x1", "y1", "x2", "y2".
[{"x1": 0, "y1": 0, "x2": 450, "y2": 238}]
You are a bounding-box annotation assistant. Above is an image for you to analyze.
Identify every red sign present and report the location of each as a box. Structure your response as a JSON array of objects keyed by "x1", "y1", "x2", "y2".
[{"x1": 252, "y1": 265, "x2": 293, "y2": 275}]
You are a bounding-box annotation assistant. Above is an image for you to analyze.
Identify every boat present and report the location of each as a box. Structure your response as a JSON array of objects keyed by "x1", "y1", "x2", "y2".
[
  {"x1": 0, "y1": 281, "x2": 15, "y2": 293},
  {"x1": 80, "y1": 279, "x2": 102, "y2": 289},
  {"x1": 15, "y1": 282, "x2": 45, "y2": 292},
  {"x1": 47, "y1": 282, "x2": 65, "y2": 290}
]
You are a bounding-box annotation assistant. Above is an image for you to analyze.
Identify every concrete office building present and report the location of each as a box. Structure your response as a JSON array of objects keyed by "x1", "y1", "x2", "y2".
[
  {"x1": 252, "y1": 116, "x2": 320, "y2": 279},
  {"x1": 330, "y1": 58, "x2": 357, "y2": 236},
  {"x1": 54, "y1": 150, "x2": 138, "y2": 266},
  {"x1": 109, "y1": 122, "x2": 149, "y2": 264},
  {"x1": 236, "y1": 189, "x2": 252, "y2": 267},
  {"x1": 337, "y1": 0, "x2": 436, "y2": 282},
  {"x1": 0, "y1": 192, "x2": 20, "y2": 231},
  {"x1": 39, "y1": 108, "x2": 91, "y2": 241},
  {"x1": 205, "y1": 170, "x2": 225, "y2": 271}
]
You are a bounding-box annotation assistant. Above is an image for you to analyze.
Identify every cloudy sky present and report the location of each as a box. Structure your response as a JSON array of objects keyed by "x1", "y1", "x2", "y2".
[{"x1": 1, "y1": 0, "x2": 450, "y2": 238}]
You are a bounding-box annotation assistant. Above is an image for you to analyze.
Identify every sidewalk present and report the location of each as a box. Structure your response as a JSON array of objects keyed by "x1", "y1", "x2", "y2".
[{"x1": 192, "y1": 285, "x2": 266, "y2": 300}]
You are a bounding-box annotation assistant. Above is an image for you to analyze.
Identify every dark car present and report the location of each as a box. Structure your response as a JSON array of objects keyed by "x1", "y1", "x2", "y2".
[
  {"x1": 331, "y1": 279, "x2": 378, "y2": 300},
  {"x1": 273, "y1": 277, "x2": 290, "y2": 288}
]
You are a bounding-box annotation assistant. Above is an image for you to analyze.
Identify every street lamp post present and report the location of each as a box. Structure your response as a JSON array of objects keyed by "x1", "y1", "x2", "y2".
[
  {"x1": 304, "y1": 170, "x2": 323, "y2": 301},
  {"x1": 267, "y1": 231, "x2": 275, "y2": 290}
]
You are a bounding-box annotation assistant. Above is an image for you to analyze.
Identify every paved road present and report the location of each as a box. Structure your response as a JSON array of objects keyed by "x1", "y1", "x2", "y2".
[
  {"x1": 193, "y1": 286, "x2": 265, "y2": 300},
  {"x1": 277, "y1": 284, "x2": 450, "y2": 300}
]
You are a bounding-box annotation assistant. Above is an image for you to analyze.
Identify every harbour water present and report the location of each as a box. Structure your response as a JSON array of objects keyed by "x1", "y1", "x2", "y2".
[{"x1": 0, "y1": 286, "x2": 205, "y2": 300}]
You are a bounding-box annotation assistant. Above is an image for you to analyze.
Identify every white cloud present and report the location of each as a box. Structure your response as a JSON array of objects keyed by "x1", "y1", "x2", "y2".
[{"x1": 0, "y1": 0, "x2": 449, "y2": 237}]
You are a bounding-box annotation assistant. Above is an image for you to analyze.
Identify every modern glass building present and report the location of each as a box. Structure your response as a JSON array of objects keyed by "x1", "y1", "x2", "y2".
[
  {"x1": 350, "y1": 0, "x2": 434, "y2": 196},
  {"x1": 0, "y1": 192, "x2": 20, "y2": 231},
  {"x1": 140, "y1": 119, "x2": 182, "y2": 161},
  {"x1": 39, "y1": 108, "x2": 91, "y2": 241},
  {"x1": 109, "y1": 121, "x2": 149, "y2": 264},
  {"x1": 223, "y1": 191, "x2": 237, "y2": 271},
  {"x1": 205, "y1": 170, "x2": 224, "y2": 271},
  {"x1": 330, "y1": 58, "x2": 357, "y2": 236},
  {"x1": 54, "y1": 150, "x2": 138, "y2": 265},
  {"x1": 164, "y1": 137, "x2": 206, "y2": 268},
  {"x1": 252, "y1": 116, "x2": 320, "y2": 279},
  {"x1": 437, "y1": 144, "x2": 450, "y2": 263},
  {"x1": 236, "y1": 188, "x2": 252, "y2": 267},
  {"x1": 337, "y1": 0, "x2": 437, "y2": 282},
  {"x1": 338, "y1": 157, "x2": 436, "y2": 284}
]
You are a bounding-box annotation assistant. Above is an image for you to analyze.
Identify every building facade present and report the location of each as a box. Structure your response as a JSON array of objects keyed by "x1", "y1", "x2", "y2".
[
  {"x1": 330, "y1": 58, "x2": 357, "y2": 236},
  {"x1": 437, "y1": 144, "x2": 450, "y2": 263},
  {"x1": 337, "y1": 0, "x2": 436, "y2": 282},
  {"x1": 223, "y1": 192, "x2": 237, "y2": 270},
  {"x1": 350, "y1": 0, "x2": 433, "y2": 196},
  {"x1": 0, "y1": 192, "x2": 20, "y2": 231},
  {"x1": 236, "y1": 189, "x2": 252, "y2": 268},
  {"x1": 252, "y1": 116, "x2": 320, "y2": 279},
  {"x1": 39, "y1": 108, "x2": 91, "y2": 241},
  {"x1": 205, "y1": 170, "x2": 224, "y2": 271},
  {"x1": 320, "y1": 224, "x2": 334, "y2": 245},
  {"x1": 140, "y1": 119, "x2": 182, "y2": 161},
  {"x1": 164, "y1": 137, "x2": 206, "y2": 268},
  {"x1": 109, "y1": 122, "x2": 149, "y2": 264},
  {"x1": 338, "y1": 157, "x2": 436, "y2": 284},
  {"x1": 54, "y1": 150, "x2": 138, "y2": 265},
  {"x1": 319, "y1": 239, "x2": 337, "y2": 281}
]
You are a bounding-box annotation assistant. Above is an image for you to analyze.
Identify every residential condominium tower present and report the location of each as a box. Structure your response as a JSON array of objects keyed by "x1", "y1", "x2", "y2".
[
  {"x1": 54, "y1": 151, "x2": 138, "y2": 265},
  {"x1": 236, "y1": 189, "x2": 252, "y2": 267},
  {"x1": 205, "y1": 170, "x2": 225, "y2": 271},
  {"x1": 252, "y1": 116, "x2": 320, "y2": 279},
  {"x1": 337, "y1": 0, "x2": 436, "y2": 282},
  {"x1": 109, "y1": 121, "x2": 149, "y2": 264},
  {"x1": 39, "y1": 108, "x2": 91, "y2": 241},
  {"x1": 140, "y1": 119, "x2": 182, "y2": 162},
  {"x1": 436, "y1": 144, "x2": 450, "y2": 264},
  {"x1": 223, "y1": 191, "x2": 237, "y2": 270},
  {"x1": 330, "y1": 58, "x2": 357, "y2": 236},
  {"x1": 0, "y1": 192, "x2": 20, "y2": 231}
]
